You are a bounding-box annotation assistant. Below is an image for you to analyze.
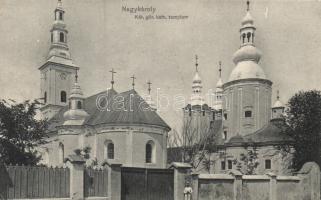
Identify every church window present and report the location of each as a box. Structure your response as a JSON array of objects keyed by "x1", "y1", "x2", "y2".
[
  {"x1": 224, "y1": 113, "x2": 228, "y2": 120},
  {"x1": 44, "y1": 92, "x2": 47, "y2": 104},
  {"x1": 61, "y1": 91, "x2": 67, "y2": 103},
  {"x1": 77, "y1": 101, "x2": 82, "y2": 109},
  {"x1": 265, "y1": 159, "x2": 271, "y2": 169},
  {"x1": 107, "y1": 143, "x2": 114, "y2": 159},
  {"x1": 51, "y1": 33, "x2": 53, "y2": 43},
  {"x1": 58, "y1": 143, "x2": 64, "y2": 164},
  {"x1": 252, "y1": 33, "x2": 255, "y2": 43},
  {"x1": 245, "y1": 111, "x2": 252, "y2": 118},
  {"x1": 146, "y1": 141, "x2": 155, "y2": 163},
  {"x1": 228, "y1": 160, "x2": 233, "y2": 169},
  {"x1": 59, "y1": 12, "x2": 63, "y2": 20},
  {"x1": 221, "y1": 161, "x2": 226, "y2": 170},
  {"x1": 202, "y1": 110, "x2": 205, "y2": 116},
  {"x1": 212, "y1": 112, "x2": 215, "y2": 120},
  {"x1": 242, "y1": 33, "x2": 246, "y2": 43},
  {"x1": 189, "y1": 108, "x2": 191, "y2": 117},
  {"x1": 59, "y1": 32, "x2": 65, "y2": 42}
]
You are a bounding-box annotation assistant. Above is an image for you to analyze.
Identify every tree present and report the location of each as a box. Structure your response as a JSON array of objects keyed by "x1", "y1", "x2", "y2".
[
  {"x1": 167, "y1": 117, "x2": 215, "y2": 172},
  {"x1": 281, "y1": 90, "x2": 321, "y2": 170},
  {"x1": 0, "y1": 99, "x2": 48, "y2": 165},
  {"x1": 74, "y1": 146, "x2": 98, "y2": 166},
  {"x1": 233, "y1": 147, "x2": 259, "y2": 175}
]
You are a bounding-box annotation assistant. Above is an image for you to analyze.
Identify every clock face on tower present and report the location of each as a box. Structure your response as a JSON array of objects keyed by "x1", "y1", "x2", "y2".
[{"x1": 60, "y1": 73, "x2": 67, "y2": 80}]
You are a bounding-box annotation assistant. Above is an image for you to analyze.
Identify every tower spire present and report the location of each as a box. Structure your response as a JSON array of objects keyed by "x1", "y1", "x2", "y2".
[
  {"x1": 147, "y1": 80, "x2": 152, "y2": 95},
  {"x1": 219, "y1": 61, "x2": 222, "y2": 78},
  {"x1": 195, "y1": 55, "x2": 199, "y2": 72},
  {"x1": 247, "y1": 0, "x2": 250, "y2": 11},
  {"x1": 109, "y1": 68, "x2": 116, "y2": 89},
  {"x1": 75, "y1": 69, "x2": 78, "y2": 83}
]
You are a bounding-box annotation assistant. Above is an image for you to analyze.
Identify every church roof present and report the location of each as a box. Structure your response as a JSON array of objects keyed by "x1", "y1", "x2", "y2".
[
  {"x1": 48, "y1": 89, "x2": 170, "y2": 132},
  {"x1": 242, "y1": 120, "x2": 292, "y2": 145}
]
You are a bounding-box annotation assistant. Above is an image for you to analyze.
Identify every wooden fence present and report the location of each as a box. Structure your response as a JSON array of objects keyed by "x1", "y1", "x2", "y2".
[
  {"x1": 6, "y1": 165, "x2": 70, "y2": 199},
  {"x1": 84, "y1": 167, "x2": 108, "y2": 197}
]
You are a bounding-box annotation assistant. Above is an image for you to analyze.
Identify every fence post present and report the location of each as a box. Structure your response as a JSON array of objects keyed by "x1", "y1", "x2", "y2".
[
  {"x1": 103, "y1": 162, "x2": 122, "y2": 200},
  {"x1": 170, "y1": 162, "x2": 192, "y2": 200},
  {"x1": 266, "y1": 172, "x2": 277, "y2": 200},
  {"x1": 229, "y1": 170, "x2": 243, "y2": 200},
  {"x1": 65, "y1": 155, "x2": 86, "y2": 200},
  {"x1": 191, "y1": 173, "x2": 199, "y2": 200}
]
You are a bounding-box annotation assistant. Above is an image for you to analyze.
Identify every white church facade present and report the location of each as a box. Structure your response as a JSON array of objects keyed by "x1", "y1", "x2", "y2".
[{"x1": 38, "y1": 0, "x2": 170, "y2": 168}]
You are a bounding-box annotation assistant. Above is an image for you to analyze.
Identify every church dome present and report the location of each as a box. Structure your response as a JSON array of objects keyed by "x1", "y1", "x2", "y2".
[
  {"x1": 216, "y1": 78, "x2": 223, "y2": 88},
  {"x1": 193, "y1": 71, "x2": 201, "y2": 83},
  {"x1": 233, "y1": 45, "x2": 262, "y2": 64},
  {"x1": 242, "y1": 11, "x2": 254, "y2": 26},
  {"x1": 63, "y1": 109, "x2": 89, "y2": 121},
  {"x1": 273, "y1": 99, "x2": 284, "y2": 108},
  {"x1": 228, "y1": 61, "x2": 266, "y2": 81}
]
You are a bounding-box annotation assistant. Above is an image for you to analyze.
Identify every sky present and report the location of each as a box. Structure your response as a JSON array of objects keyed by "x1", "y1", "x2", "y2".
[{"x1": 1, "y1": 0, "x2": 321, "y2": 131}]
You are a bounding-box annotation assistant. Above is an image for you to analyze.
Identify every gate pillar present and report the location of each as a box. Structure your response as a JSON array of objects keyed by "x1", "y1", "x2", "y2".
[
  {"x1": 65, "y1": 155, "x2": 86, "y2": 200},
  {"x1": 170, "y1": 162, "x2": 192, "y2": 200}
]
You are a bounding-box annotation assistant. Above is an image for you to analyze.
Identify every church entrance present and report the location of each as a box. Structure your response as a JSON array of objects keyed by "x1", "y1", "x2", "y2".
[{"x1": 121, "y1": 167, "x2": 174, "y2": 200}]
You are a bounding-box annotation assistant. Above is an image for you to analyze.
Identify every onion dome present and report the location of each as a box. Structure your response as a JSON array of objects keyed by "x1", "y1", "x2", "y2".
[
  {"x1": 227, "y1": 1, "x2": 267, "y2": 82},
  {"x1": 242, "y1": 11, "x2": 254, "y2": 26},
  {"x1": 272, "y1": 90, "x2": 284, "y2": 108},
  {"x1": 63, "y1": 74, "x2": 88, "y2": 125},
  {"x1": 190, "y1": 55, "x2": 205, "y2": 106}
]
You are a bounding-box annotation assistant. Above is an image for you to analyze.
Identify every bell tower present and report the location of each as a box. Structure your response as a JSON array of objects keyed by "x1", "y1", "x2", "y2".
[{"x1": 39, "y1": 0, "x2": 79, "y2": 119}]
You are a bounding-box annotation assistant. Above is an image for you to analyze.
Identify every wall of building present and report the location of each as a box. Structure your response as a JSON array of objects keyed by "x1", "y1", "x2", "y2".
[
  {"x1": 223, "y1": 79, "x2": 272, "y2": 139},
  {"x1": 209, "y1": 145, "x2": 292, "y2": 175},
  {"x1": 40, "y1": 125, "x2": 168, "y2": 168}
]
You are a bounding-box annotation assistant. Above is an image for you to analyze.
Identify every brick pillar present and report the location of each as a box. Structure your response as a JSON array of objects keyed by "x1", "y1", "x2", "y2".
[
  {"x1": 65, "y1": 155, "x2": 86, "y2": 200},
  {"x1": 229, "y1": 170, "x2": 243, "y2": 200},
  {"x1": 266, "y1": 172, "x2": 277, "y2": 200},
  {"x1": 298, "y1": 162, "x2": 320, "y2": 200},
  {"x1": 103, "y1": 162, "x2": 122, "y2": 200},
  {"x1": 170, "y1": 162, "x2": 192, "y2": 200}
]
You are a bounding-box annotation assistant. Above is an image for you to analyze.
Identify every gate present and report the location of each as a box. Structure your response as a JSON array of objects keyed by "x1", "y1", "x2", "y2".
[
  {"x1": 121, "y1": 167, "x2": 174, "y2": 200},
  {"x1": 84, "y1": 167, "x2": 108, "y2": 197}
]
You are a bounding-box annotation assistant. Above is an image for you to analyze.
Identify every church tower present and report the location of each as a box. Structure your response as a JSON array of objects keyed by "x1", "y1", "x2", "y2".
[
  {"x1": 183, "y1": 56, "x2": 215, "y2": 143},
  {"x1": 271, "y1": 90, "x2": 285, "y2": 119},
  {"x1": 222, "y1": 1, "x2": 272, "y2": 139},
  {"x1": 213, "y1": 61, "x2": 224, "y2": 118},
  {"x1": 39, "y1": 0, "x2": 79, "y2": 119}
]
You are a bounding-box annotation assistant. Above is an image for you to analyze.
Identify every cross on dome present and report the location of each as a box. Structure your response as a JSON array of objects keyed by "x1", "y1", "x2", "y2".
[
  {"x1": 109, "y1": 68, "x2": 116, "y2": 89},
  {"x1": 131, "y1": 75, "x2": 136, "y2": 89}
]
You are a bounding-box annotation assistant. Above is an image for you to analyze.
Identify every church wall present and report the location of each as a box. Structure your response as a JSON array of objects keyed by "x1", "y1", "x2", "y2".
[
  {"x1": 131, "y1": 131, "x2": 165, "y2": 168},
  {"x1": 223, "y1": 80, "x2": 272, "y2": 139},
  {"x1": 209, "y1": 145, "x2": 292, "y2": 175}
]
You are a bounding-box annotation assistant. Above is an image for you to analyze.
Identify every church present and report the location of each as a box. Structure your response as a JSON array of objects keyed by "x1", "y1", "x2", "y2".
[
  {"x1": 38, "y1": 0, "x2": 170, "y2": 168},
  {"x1": 182, "y1": 1, "x2": 292, "y2": 175}
]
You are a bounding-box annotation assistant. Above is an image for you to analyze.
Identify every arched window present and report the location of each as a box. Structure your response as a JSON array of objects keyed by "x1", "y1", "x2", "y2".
[
  {"x1": 107, "y1": 143, "x2": 114, "y2": 159},
  {"x1": 44, "y1": 92, "x2": 47, "y2": 104},
  {"x1": 61, "y1": 91, "x2": 67, "y2": 103},
  {"x1": 51, "y1": 33, "x2": 53, "y2": 43},
  {"x1": 252, "y1": 33, "x2": 255, "y2": 43},
  {"x1": 59, "y1": 32, "x2": 64, "y2": 42},
  {"x1": 58, "y1": 143, "x2": 64, "y2": 164},
  {"x1": 247, "y1": 32, "x2": 251, "y2": 42},
  {"x1": 77, "y1": 101, "x2": 82, "y2": 109},
  {"x1": 242, "y1": 33, "x2": 246, "y2": 43},
  {"x1": 145, "y1": 141, "x2": 155, "y2": 163}
]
